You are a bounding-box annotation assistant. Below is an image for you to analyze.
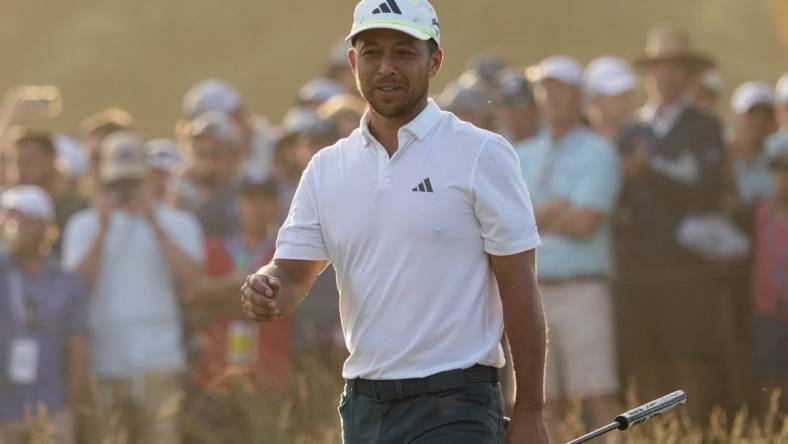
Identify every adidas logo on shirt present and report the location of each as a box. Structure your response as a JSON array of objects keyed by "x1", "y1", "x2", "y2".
[
  {"x1": 412, "y1": 178, "x2": 434, "y2": 193},
  {"x1": 372, "y1": 0, "x2": 402, "y2": 15}
]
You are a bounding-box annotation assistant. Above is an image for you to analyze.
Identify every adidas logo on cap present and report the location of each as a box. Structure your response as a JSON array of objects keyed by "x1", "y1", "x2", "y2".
[{"x1": 372, "y1": 0, "x2": 401, "y2": 15}]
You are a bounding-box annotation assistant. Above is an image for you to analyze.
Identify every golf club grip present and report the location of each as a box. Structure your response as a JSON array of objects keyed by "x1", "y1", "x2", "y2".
[{"x1": 615, "y1": 390, "x2": 688, "y2": 430}]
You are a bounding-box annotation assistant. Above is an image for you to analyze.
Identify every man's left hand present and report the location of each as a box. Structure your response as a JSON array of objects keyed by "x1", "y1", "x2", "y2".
[{"x1": 506, "y1": 412, "x2": 548, "y2": 444}]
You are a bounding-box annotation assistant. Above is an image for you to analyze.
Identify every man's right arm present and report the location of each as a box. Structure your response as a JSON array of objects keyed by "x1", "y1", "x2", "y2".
[{"x1": 242, "y1": 259, "x2": 328, "y2": 321}]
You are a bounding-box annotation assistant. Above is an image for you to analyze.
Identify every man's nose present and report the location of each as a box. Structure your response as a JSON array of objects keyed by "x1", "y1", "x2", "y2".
[{"x1": 377, "y1": 53, "x2": 396, "y2": 76}]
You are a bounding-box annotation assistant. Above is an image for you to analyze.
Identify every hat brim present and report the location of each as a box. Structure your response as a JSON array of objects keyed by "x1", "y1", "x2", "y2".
[
  {"x1": 101, "y1": 165, "x2": 147, "y2": 182},
  {"x1": 346, "y1": 21, "x2": 436, "y2": 44},
  {"x1": 633, "y1": 53, "x2": 715, "y2": 73}
]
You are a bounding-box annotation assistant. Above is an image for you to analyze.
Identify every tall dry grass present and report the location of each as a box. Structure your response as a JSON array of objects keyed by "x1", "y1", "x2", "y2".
[{"x1": 21, "y1": 361, "x2": 788, "y2": 443}]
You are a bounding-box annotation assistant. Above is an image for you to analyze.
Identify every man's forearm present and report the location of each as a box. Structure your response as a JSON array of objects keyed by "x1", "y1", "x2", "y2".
[
  {"x1": 75, "y1": 225, "x2": 109, "y2": 287},
  {"x1": 256, "y1": 259, "x2": 327, "y2": 317},
  {"x1": 503, "y1": 282, "x2": 547, "y2": 413}
]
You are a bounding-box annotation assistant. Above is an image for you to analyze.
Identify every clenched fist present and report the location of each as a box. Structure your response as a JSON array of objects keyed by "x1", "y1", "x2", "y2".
[{"x1": 241, "y1": 274, "x2": 283, "y2": 321}]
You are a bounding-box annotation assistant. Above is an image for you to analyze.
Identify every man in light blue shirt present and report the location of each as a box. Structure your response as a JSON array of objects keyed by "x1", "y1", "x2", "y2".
[{"x1": 518, "y1": 56, "x2": 622, "y2": 443}]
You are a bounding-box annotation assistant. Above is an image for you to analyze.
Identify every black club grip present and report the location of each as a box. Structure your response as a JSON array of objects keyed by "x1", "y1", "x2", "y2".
[{"x1": 615, "y1": 390, "x2": 688, "y2": 430}]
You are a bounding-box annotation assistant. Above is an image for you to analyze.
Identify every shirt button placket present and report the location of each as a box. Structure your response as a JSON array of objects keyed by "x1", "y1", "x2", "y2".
[{"x1": 376, "y1": 145, "x2": 392, "y2": 191}]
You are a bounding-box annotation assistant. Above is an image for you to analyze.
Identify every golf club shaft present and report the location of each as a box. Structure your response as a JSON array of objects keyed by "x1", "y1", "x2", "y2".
[
  {"x1": 566, "y1": 390, "x2": 688, "y2": 443},
  {"x1": 566, "y1": 422, "x2": 619, "y2": 444}
]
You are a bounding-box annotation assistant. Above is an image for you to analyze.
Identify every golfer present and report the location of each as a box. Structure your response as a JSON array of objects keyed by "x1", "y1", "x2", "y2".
[{"x1": 241, "y1": 1, "x2": 547, "y2": 442}]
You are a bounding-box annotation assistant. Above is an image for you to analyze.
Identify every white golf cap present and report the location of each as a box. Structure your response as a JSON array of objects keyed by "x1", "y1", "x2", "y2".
[
  {"x1": 100, "y1": 131, "x2": 148, "y2": 183},
  {"x1": 145, "y1": 138, "x2": 181, "y2": 173},
  {"x1": 777, "y1": 72, "x2": 788, "y2": 104},
  {"x1": 1, "y1": 185, "x2": 54, "y2": 221},
  {"x1": 527, "y1": 56, "x2": 583, "y2": 87},
  {"x1": 188, "y1": 111, "x2": 242, "y2": 148},
  {"x1": 731, "y1": 81, "x2": 775, "y2": 115},
  {"x1": 346, "y1": 0, "x2": 441, "y2": 45},
  {"x1": 699, "y1": 69, "x2": 724, "y2": 93},
  {"x1": 584, "y1": 56, "x2": 638, "y2": 97},
  {"x1": 183, "y1": 79, "x2": 243, "y2": 119},
  {"x1": 55, "y1": 134, "x2": 90, "y2": 179},
  {"x1": 298, "y1": 78, "x2": 344, "y2": 105}
]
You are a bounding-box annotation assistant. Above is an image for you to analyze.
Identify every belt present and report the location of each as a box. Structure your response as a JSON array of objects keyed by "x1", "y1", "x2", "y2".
[
  {"x1": 348, "y1": 365, "x2": 499, "y2": 401},
  {"x1": 539, "y1": 274, "x2": 607, "y2": 286}
]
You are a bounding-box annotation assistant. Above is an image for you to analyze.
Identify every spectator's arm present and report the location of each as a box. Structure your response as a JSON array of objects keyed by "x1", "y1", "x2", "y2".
[
  {"x1": 193, "y1": 273, "x2": 247, "y2": 309},
  {"x1": 543, "y1": 143, "x2": 621, "y2": 240},
  {"x1": 549, "y1": 206, "x2": 606, "y2": 239},
  {"x1": 150, "y1": 219, "x2": 203, "y2": 293},
  {"x1": 68, "y1": 222, "x2": 109, "y2": 287}
]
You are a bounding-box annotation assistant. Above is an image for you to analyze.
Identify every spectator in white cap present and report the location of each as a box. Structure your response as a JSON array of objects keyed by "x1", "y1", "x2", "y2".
[
  {"x1": 297, "y1": 78, "x2": 345, "y2": 110},
  {"x1": 62, "y1": 130, "x2": 204, "y2": 443},
  {"x1": 584, "y1": 56, "x2": 639, "y2": 141},
  {"x1": 520, "y1": 54, "x2": 622, "y2": 442},
  {"x1": 438, "y1": 83, "x2": 495, "y2": 130},
  {"x1": 493, "y1": 71, "x2": 540, "y2": 147},
  {"x1": 241, "y1": 0, "x2": 547, "y2": 442},
  {"x1": 0, "y1": 185, "x2": 88, "y2": 444},
  {"x1": 689, "y1": 69, "x2": 724, "y2": 115},
  {"x1": 727, "y1": 81, "x2": 777, "y2": 209},
  {"x1": 144, "y1": 138, "x2": 181, "y2": 203},
  {"x1": 173, "y1": 111, "x2": 242, "y2": 239},
  {"x1": 765, "y1": 73, "x2": 788, "y2": 159},
  {"x1": 183, "y1": 78, "x2": 276, "y2": 182}
]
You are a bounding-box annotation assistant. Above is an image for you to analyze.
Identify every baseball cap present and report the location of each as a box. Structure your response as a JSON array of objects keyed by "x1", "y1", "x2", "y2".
[
  {"x1": 298, "y1": 78, "x2": 344, "y2": 105},
  {"x1": 55, "y1": 134, "x2": 90, "y2": 179},
  {"x1": 527, "y1": 56, "x2": 583, "y2": 87},
  {"x1": 100, "y1": 131, "x2": 147, "y2": 183},
  {"x1": 731, "y1": 81, "x2": 774, "y2": 115},
  {"x1": 777, "y1": 72, "x2": 788, "y2": 104},
  {"x1": 584, "y1": 56, "x2": 638, "y2": 97},
  {"x1": 346, "y1": 0, "x2": 441, "y2": 45},
  {"x1": 1, "y1": 185, "x2": 54, "y2": 222},
  {"x1": 145, "y1": 138, "x2": 181, "y2": 173},
  {"x1": 439, "y1": 83, "x2": 492, "y2": 116},
  {"x1": 494, "y1": 71, "x2": 535, "y2": 107},
  {"x1": 183, "y1": 79, "x2": 242, "y2": 119},
  {"x1": 188, "y1": 111, "x2": 242, "y2": 148}
]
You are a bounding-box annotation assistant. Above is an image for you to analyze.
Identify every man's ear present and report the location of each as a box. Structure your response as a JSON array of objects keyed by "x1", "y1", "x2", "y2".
[
  {"x1": 348, "y1": 47, "x2": 358, "y2": 74},
  {"x1": 429, "y1": 48, "x2": 444, "y2": 79}
]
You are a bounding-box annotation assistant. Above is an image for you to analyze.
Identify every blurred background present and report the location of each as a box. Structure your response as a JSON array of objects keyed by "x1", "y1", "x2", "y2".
[
  {"x1": 1, "y1": 0, "x2": 786, "y2": 135},
  {"x1": 0, "y1": 0, "x2": 787, "y2": 443}
]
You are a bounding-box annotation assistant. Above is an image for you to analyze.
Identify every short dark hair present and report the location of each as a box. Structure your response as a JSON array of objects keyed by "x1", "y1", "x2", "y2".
[
  {"x1": 10, "y1": 129, "x2": 56, "y2": 158},
  {"x1": 351, "y1": 36, "x2": 439, "y2": 57}
]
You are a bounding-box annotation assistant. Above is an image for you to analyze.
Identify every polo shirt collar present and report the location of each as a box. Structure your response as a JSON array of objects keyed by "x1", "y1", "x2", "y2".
[{"x1": 360, "y1": 99, "x2": 442, "y2": 147}]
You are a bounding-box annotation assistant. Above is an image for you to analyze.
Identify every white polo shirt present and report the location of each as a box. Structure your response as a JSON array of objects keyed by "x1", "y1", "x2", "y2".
[{"x1": 275, "y1": 99, "x2": 540, "y2": 379}]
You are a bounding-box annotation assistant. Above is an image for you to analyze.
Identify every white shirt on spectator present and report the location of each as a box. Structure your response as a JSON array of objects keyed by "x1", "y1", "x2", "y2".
[
  {"x1": 63, "y1": 205, "x2": 204, "y2": 378},
  {"x1": 275, "y1": 99, "x2": 540, "y2": 380}
]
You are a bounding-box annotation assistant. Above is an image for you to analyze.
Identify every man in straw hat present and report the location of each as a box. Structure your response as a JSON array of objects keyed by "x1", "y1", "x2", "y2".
[
  {"x1": 616, "y1": 24, "x2": 727, "y2": 421},
  {"x1": 241, "y1": 0, "x2": 548, "y2": 442}
]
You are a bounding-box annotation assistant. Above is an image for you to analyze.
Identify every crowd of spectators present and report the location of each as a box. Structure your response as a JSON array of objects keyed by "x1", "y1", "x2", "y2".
[{"x1": 0, "y1": 23, "x2": 786, "y2": 443}]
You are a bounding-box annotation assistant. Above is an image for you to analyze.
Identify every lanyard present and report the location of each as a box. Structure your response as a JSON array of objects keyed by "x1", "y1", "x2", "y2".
[
  {"x1": 6, "y1": 269, "x2": 39, "y2": 334},
  {"x1": 224, "y1": 236, "x2": 275, "y2": 273}
]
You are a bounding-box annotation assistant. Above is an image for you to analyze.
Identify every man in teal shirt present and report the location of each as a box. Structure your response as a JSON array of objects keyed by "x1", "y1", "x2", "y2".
[{"x1": 519, "y1": 55, "x2": 622, "y2": 443}]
